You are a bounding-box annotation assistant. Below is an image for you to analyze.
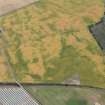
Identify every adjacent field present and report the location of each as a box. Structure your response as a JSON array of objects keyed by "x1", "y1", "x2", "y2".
[
  {"x1": 0, "y1": 0, "x2": 105, "y2": 87},
  {"x1": 26, "y1": 86, "x2": 105, "y2": 105}
]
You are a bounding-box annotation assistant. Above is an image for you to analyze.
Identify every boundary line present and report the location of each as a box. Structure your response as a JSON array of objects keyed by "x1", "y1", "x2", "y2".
[{"x1": 0, "y1": 83, "x2": 105, "y2": 91}]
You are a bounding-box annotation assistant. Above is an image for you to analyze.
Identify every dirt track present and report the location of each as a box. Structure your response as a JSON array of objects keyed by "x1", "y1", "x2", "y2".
[{"x1": 0, "y1": 0, "x2": 38, "y2": 16}]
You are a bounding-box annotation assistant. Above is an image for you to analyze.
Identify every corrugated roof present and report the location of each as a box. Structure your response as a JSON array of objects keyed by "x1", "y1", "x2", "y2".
[{"x1": 0, "y1": 87, "x2": 39, "y2": 105}]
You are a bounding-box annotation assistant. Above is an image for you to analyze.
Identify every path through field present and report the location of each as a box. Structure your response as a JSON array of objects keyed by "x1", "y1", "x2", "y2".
[{"x1": 0, "y1": 0, "x2": 38, "y2": 16}]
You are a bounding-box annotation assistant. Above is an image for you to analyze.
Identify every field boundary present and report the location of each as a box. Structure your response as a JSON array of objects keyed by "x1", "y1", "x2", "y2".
[{"x1": 0, "y1": 83, "x2": 105, "y2": 91}]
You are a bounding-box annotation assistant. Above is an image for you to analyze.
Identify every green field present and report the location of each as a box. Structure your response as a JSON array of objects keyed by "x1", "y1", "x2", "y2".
[
  {"x1": 0, "y1": 0, "x2": 105, "y2": 88},
  {"x1": 25, "y1": 86, "x2": 105, "y2": 105}
]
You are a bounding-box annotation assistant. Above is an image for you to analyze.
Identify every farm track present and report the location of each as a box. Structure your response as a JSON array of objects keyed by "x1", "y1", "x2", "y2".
[{"x1": 0, "y1": 0, "x2": 39, "y2": 17}]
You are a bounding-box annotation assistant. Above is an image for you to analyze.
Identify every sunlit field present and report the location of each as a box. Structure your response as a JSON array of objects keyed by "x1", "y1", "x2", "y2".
[{"x1": 0, "y1": 0, "x2": 105, "y2": 88}]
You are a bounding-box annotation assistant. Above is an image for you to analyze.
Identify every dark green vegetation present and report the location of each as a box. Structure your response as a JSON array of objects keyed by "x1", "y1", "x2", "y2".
[{"x1": 67, "y1": 98, "x2": 88, "y2": 105}]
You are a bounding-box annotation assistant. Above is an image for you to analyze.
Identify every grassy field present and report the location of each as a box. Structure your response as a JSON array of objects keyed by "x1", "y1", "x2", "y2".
[
  {"x1": 0, "y1": 0, "x2": 105, "y2": 87},
  {"x1": 0, "y1": 37, "x2": 15, "y2": 82},
  {"x1": 25, "y1": 86, "x2": 105, "y2": 105}
]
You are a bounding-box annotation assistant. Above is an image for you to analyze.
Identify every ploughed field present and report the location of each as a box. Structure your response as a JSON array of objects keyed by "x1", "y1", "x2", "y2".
[{"x1": 0, "y1": 0, "x2": 105, "y2": 88}]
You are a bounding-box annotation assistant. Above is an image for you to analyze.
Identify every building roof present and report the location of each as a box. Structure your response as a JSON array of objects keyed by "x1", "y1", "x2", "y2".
[
  {"x1": 89, "y1": 19, "x2": 105, "y2": 51},
  {"x1": 0, "y1": 86, "x2": 39, "y2": 105}
]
